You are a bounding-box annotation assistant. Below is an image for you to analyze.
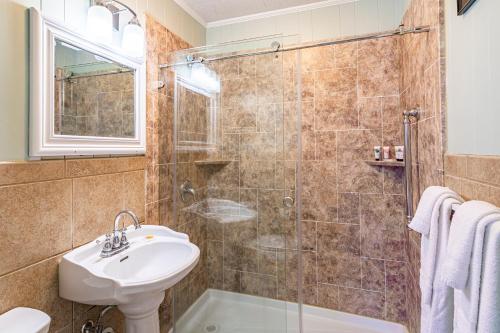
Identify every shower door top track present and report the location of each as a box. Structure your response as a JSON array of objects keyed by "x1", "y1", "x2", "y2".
[{"x1": 160, "y1": 25, "x2": 430, "y2": 68}]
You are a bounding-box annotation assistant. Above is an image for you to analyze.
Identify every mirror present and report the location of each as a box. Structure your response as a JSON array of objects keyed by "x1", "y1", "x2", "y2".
[
  {"x1": 54, "y1": 39, "x2": 135, "y2": 138},
  {"x1": 29, "y1": 8, "x2": 146, "y2": 157},
  {"x1": 174, "y1": 64, "x2": 220, "y2": 151}
]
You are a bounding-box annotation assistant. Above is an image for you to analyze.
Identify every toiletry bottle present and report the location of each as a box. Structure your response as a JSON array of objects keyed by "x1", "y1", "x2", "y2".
[
  {"x1": 383, "y1": 146, "x2": 390, "y2": 160},
  {"x1": 374, "y1": 146, "x2": 381, "y2": 161},
  {"x1": 395, "y1": 146, "x2": 404, "y2": 161}
]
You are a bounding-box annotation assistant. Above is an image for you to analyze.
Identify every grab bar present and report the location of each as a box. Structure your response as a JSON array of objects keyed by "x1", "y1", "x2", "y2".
[{"x1": 403, "y1": 108, "x2": 420, "y2": 222}]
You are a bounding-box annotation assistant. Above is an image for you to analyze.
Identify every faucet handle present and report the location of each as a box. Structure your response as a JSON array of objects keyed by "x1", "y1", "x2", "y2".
[
  {"x1": 120, "y1": 228, "x2": 129, "y2": 247},
  {"x1": 112, "y1": 231, "x2": 121, "y2": 249},
  {"x1": 101, "y1": 234, "x2": 113, "y2": 256}
]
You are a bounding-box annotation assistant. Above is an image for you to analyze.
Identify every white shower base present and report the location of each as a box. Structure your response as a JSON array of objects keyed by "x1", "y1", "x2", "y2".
[{"x1": 172, "y1": 289, "x2": 408, "y2": 333}]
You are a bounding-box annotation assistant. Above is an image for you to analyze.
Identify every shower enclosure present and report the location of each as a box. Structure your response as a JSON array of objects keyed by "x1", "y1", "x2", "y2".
[
  {"x1": 159, "y1": 26, "x2": 429, "y2": 333},
  {"x1": 163, "y1": 35, "x2": 304, "y2": 333}
]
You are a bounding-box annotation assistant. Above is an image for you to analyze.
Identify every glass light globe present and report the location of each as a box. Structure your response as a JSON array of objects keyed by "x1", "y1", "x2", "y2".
[
  {"x1": 122, "y1": 23, "x2": 145, "y2": 58},
  {"x1": 86, "y1": 5, "x2": 113, "y2": 44}
]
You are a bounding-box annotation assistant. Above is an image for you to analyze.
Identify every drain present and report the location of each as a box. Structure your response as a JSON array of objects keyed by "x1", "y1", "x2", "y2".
[{"x1": 205, "y1": 323, "x2": 218, "y2": 333}]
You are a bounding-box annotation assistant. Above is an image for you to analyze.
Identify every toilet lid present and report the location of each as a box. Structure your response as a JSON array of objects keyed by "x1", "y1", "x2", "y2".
[{"x1": 0, "y1": 307, "x2": 51, "y2": 332}]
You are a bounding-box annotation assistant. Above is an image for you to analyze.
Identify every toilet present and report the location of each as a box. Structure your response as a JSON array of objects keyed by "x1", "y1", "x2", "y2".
[{"x1": 0, "y1": 307, "x2": 51, "y2": 333}]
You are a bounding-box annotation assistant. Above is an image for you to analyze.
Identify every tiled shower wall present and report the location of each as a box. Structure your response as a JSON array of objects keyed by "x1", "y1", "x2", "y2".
[
  {"x1": 145, "y1": 15, "x2": 211, "y2": 331},
  {"x1": 186, "y1": 37, "x2": 410, "y2": 325},
  {"x1": 399, "y1": 0, "x2": 446, "y2": 332}
]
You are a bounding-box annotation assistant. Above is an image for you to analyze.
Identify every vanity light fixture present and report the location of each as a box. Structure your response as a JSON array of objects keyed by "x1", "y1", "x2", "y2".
[
  {"x1": 86, "y1": 3, "x2": 113, "y2": 44},
  {"x1": 87, "y1": 0, "x2": 145, "y2": 58},
  {"x1": 122, "y1": 17, "x2": 145, "y2": 58}
]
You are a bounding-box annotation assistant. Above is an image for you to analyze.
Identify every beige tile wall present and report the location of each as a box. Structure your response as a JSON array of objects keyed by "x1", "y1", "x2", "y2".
[
  {"x1": 0, "y1": 157, "x2": 145, "y2": 332},
  {"x1": 0, "y1": 15, "x2": 181, "y2": 333},
  {"x1": 444, "y1": 154, "x2": 500, "y2": 207}
]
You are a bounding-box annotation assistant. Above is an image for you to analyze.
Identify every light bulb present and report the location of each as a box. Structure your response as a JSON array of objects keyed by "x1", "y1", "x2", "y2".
[
  {"x1": 122, "y1": 23, "x2": 145, "y2": 58},
  {"x1": 86, "y1": 5, "x2": 113, "y2": 44}
]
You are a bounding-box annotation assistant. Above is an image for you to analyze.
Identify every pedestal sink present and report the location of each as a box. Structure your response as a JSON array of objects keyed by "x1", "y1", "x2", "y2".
[{"x1": 59, "y1": 225, "x2": 200, "y2": 333}]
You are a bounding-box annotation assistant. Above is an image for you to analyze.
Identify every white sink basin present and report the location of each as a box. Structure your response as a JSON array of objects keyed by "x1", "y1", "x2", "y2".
[{"x1": 59, "y1": 225, "x2": 200, "y2": 333}]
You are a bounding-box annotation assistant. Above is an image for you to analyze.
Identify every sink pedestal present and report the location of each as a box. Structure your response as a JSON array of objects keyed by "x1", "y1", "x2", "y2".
[{"x1": 118, "y1": 292, "x2": 165, "y2": 333}]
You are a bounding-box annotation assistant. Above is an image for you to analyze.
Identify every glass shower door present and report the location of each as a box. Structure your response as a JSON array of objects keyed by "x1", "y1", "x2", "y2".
[{"x1": 164, "y1": 36, "x2": 303, "y2": 333}]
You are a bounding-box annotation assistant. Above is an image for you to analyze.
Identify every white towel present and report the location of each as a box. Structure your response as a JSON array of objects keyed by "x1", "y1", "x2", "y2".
[
  {"x1": 409, "y1": 186, "x2": 460, "y2": 236},
  {"x1": 420, "y1": 198, "x2": 459, "y2": 333},
  {"x1": 442, "y1": 201, "x2": 500, "y2": 290},
  {"x1": 453, "y1": 213, "x2": 500, "y2": 333},
  {"x1": 476, "y1": 222, "x2": 500, "y2": 333},
  {"x1": 409, "y1": 187, "x2": 463, "y2": 305}
]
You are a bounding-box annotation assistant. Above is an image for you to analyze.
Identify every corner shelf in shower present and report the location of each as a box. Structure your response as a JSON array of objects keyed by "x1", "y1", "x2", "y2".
[
  {"x1": 364, "y1": 160, "x2": 405, "y2": 167},
  {"x1": 194, "y1": 160, "x2": 232, "y2": 166}
]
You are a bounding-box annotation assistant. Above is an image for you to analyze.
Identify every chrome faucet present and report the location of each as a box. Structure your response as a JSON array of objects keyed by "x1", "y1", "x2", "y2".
[{"x1": 100, "y1": 210, "x2": 141, "y2": 258}]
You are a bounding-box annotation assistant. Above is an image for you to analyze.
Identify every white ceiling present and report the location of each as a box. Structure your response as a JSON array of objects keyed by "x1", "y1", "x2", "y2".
[{"x1": 174, "y1": 0, "x2": 354, "y2": 26}]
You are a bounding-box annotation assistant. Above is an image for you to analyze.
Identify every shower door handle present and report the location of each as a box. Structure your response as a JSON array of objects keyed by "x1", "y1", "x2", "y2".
[{"x1": 283, "y1": 196, "x2": 294, "y2": 208}]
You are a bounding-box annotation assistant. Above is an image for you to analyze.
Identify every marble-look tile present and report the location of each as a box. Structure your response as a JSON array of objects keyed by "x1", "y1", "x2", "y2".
[
  {"x1": 335, "y1": 43, "x2": 357, "y2": 68},
  {"x1": 223, "y1": 268, "x2": 241, "y2": 292},
  {"x1": 338, "y1": 192, "x2": 360, "y2": 224},
  {"x1": 207, "y1": 241, "x2": 224, "y2": 289},
  {"x1": 466, "y1": 155, "x2": 500, "y2": 187},
  {"x1": 0, "y1": 180, "x2": 72, "y2": 275},
  {"x1": 258, "y1": 189, "x2": 287, "y2": 246},
  {"x1": 359, "y1": 97, "x2": 382, "y2": 130},
  {"x1": 258, "y1": 249, "x2": 278, "y2": 276},
  {"x1": 301, "y1": 220, "x2": 317, "y2": 251},
  {"x1": 301, "y1": 46, "x2": 336, "y2": 72},
  {"x1": 318, "y1": 252, "x2": 361, "y2": 287},
  {"x1": 317, "y1": 284, "x2": 340, "y2": 310},
  {"x1": 314, "y1": 93, "x2": 358, "y2": 130},
  {"x1": 383, "y1": 167, "x2": 405, "y2": 195},
  {"x1": 337, "y1": 130, "x2": 381, "y2": 161},
  {"x1": 360, "y1": 194, "x2": 405, "y2": 261},
  {"x1": 222, "y1": 134, "x2": 240, "y2": 160},
  {"x1": 207, "y1": 162, "x2": 240, "y2": 188},
  {"x1": 338, "y1": 288, "x2": 385, "y2": 319},
  {"x1": 65, "y1": 156, "x2": 145, "y2": 178},
  {"x1": 417, "y1": 117, "x2": 443, "y2": 190},
  {"x1": 224, "y1": 243, "x2": 258, "y2": 273},
  {"x1": 316, "y1": 131, "x2": 337, "y2": 160},
  {"x1": 338, "y1": 161, "x2": 383, "y2": 193},
  {"x1": 317, "y1": 222, "x2": 360, "y2": 256},
  {"x1": 443, "y1": 154, "x2": 467, "y2": 177},
  {"x1": 73, "y1": 174, "x2": 124, "y2": 246},
  {"x1": 123, "y1": 170, "x2": 146, "y2": 221},
  {"x1": 240, "y1": 160, "x2": 275, "y2": 189},
  {"x1": 240, "y1": 132, "x2": 276, "y2": 161},
  {"x1": 301, "y1": 161, "x2": 337, "y2": 221},
  {"x1": 0, "y1": 161, "x2": 65, "y2": 186},
  {"x1": 314, "y1": 68, "x2": 357, "y2": 96},
  {"x1": 0, "y1": 256, "x2": 72, "y2": 331},
  {"x1": 386, "y1": 261, "x2": 408, "y2": 323},
  {"x1": 361, "y1": 258, "x2": 385, "y2": 291},
  {"x1": 358, "y1": 37, "x2": 400, "y2": 97},
  {"x1": 241, "y1": 272, "x2": 277, "y2": 298}
]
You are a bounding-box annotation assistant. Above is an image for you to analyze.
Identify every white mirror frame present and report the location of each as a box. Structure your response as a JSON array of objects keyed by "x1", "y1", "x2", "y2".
[{"x1": 29, "y1": 8, "x2": 146, "y2": 157}]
